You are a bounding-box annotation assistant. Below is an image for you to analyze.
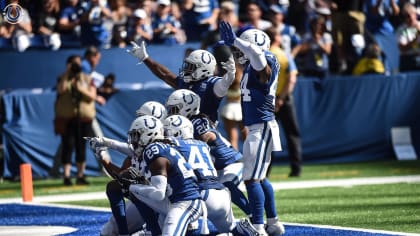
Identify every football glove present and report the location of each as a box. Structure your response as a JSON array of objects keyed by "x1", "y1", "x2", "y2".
[
  {"x1": 127, "y1": 41, "x2": 149, "y2": 64},
  {"x1": 93, "y1": 146, "x2": 106, "y2": 161},
  {"x1": 117, "y1": 167, "x2": 149, "y2": 192},
  {"x1": 219, "y1": 21, "x2": 236, "y2": 46},
  {"x1": 84, "y1": 136, "x2": 112, "y2": 149},
  {"x1": 221, "y1": 55, "x2": 236, "y2": 76}
]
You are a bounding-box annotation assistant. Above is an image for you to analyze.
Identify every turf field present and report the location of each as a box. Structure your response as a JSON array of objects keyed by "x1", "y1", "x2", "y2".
[{"x1": 1, "y1": 160, "x2": 420, "y2": 235}]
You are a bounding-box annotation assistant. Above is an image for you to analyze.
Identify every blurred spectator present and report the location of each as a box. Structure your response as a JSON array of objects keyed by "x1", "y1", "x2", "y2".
[
  {"x1": 265, "y1": 26, "x2": 302, "y2": 177},
  {"x1": 34, "y1": 0, "x2": 62, "y2": 50},
  {"x1": 97, "y1": 73, "x2": 119, "y2": 100},
  {"x1": 58, "y1": 0, "x2": 82, "y2": 39},
  {"x1": 330, "y1": 0, "x2": 365, "y2": 74},
  {"x1": 54, "y1": 55, "x2": 96, "y2": 185},
  {"x1": 180, "y1": 0, "x2": 220, "y2": 42},
  {"x1": 81, "y1": 46, "x2": 108, "y2": 105},
  {"x1": 365, "y1": 0, "x2": 400, "y2": 74},
  {"x1": 80, "y1": 0, "x2": 111, "y2": 47},
  {"x1": 201, "y1": 0, "x2": 238, "y2": 74},
  {"x1": 396, "y1": 2, "x2": 420, "y2": 71},
  {"x1": 365, "y1": 0, "x2": 400, "y2": 35},
  {"x1": 243, "y1": 2, "x2": 272, "y2": 30},
  {"x1": 287, "y1": 0, "x2": 313, "y2": 36},
  {"x1": 267, "y1": 4, "x2": 302, "y2": 57},
  {"x1": 109, "y1": 0, "x2": 131, "y2": 48},
  {"x1": 0, "y1": 0, "x2": 32, "y2": 52},
  {"x1": 295, "y1": 15, "x2": 333, "y2": 78},
  {"x1": 352, "y1": 42, "x2": 386, "y2": 75},
  {"x1": 151, "y1": 0, "x2": 183, "y2": 45},
  {"x1": 127, "y1": 8, "x2": 153, "y2": 44}
]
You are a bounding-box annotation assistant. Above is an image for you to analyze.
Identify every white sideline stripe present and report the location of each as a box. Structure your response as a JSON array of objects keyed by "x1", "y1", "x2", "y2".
[
  {"x1": 237, "y1": 175, "x2": 420, "y2": 191},
  {"x1": 1, "y1": 175, "x2": 420, "y2": 204},
  {"x1": 0, "y1": 226, "x2": 77, "y2": 236},
  {"x1": 283, "y1": 222, "x2": 420, "y2": 236},
  {"x1": 269, "y1": 175, "x2": 420, "y2": 190}
]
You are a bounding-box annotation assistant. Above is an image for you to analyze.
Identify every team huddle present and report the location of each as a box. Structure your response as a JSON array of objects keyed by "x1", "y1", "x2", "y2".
[{"x1": 86, "y1": 21, "x2": 285, "y2": 236}]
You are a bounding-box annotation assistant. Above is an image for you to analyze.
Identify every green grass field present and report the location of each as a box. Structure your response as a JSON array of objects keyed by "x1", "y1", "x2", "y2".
[{"x1": 1, "y1": 160, "x2": 420, "y2": 234}]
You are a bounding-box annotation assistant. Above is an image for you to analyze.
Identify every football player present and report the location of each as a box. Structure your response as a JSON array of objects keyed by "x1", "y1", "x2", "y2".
[
  {"x1": 163, "y1": 115, "x2": 259, "y2": 236},
  {"x1": 219, "y1": 21, "x2": 285, "y2": 235},
  {"x1": 90, "y1": 101, "x2": 168, "y2": 236},
  {"x1": 127, "y1": 115, "x2": 204, "y2": 236},
  {"x1": 127, "y1": 41, "x2": 236, "y2": 124},
  {"x1": 165, "y1": 89, "x2": 252, "y2": 219}
]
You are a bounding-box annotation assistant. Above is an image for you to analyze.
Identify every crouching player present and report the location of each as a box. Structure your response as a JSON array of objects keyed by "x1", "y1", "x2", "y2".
[
  {"x1": 166, "y1": 89, "x2": 252, "y2": 219},
  {"x1": 163, "y1": 115, "x2": 259, "y2": 236}
]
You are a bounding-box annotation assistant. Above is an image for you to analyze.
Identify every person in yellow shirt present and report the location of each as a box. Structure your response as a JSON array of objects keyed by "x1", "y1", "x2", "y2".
[
  {"x1": 265, "y1": 27, "x2": 303, "y2": 177},
  {"x1": 352, "y1": 42, "x2": 385, "y2": 76}
]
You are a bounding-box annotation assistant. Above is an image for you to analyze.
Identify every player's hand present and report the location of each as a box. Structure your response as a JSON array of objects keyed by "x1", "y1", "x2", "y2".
[
  {"x1": 94, "y1": 146, "x2": 108, "y2": 161},
  {"x1": 221, "y1": 55, "x2": 236, "y2": 75},
  {"x1": 219, "y1": 21, "x2": 236, "y2": 46},
  {"x1": 84, "y1": 136, "x2": 111, "y2": 149},
  {"x1": 127, "y1": 41, "x2": 149, "y2": 64},
  {"x1": 117, "y1": 167, "x2": 149, "y2": 195}
]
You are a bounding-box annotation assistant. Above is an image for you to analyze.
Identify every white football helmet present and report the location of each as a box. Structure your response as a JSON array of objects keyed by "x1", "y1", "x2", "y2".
[
  {"x1": 128, "y1": 115, "x2": 164, "y2": 155},
  {"x1": 180, "y1": 49, "x2": 217, "y2": 83},
  {"x1": 136, "y1": 101, "x2": 168, "y2": 121},
  {"x1": 163, "y1": 115, "x2": 194, "y2": 139},
  {"x1": 234, "y1": 28, "x2": 271, "y2": 64},
  {"x1": 166, "y1": 89, "x2": 201, "y2": 118}
]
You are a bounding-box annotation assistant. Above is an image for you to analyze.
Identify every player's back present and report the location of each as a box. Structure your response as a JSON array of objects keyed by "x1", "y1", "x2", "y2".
[
  {"x1": 191, "y1": 115, "x2": 242, "y2": 170},
  {"x1": 177, "y1": 76, "x2": 222, "y2": 123},
  {"x1": 241, "y1": 51, "x2": 280, "y2": 126},
  {"x1": 142, "y1": 141, "x2": 201, "y2": 203},
  {"x1": 172, "y1": 138, "x2": 224, "y2": 190}
]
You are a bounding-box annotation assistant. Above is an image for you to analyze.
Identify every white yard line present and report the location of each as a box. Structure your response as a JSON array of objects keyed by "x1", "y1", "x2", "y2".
[
  {"x1": 1, "y1": 175, "x2": 420, "y2": 204},
  {"x1": 283, "y1": 222, "x2": 420, "y2": 236}
]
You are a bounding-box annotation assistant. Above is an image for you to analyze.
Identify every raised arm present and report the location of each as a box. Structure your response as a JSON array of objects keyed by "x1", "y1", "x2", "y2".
[{"x1": 127, "y1": 41, "x2": 178, "y2": 88}]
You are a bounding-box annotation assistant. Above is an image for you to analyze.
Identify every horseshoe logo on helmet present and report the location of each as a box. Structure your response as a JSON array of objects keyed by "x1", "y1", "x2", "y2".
[
  {"x1": 152, "y1": 106, "x2": 162, "y2": 119},
  {"x1": 172, "y1": 116, "x2": 183, "y2": 127},
  {"x1": 182, "y1": 93, "x2": 194, "y2": 105},
  {"x1": 254, "y1": 33, "x2": 266, "y2": 47},
  {"x1": 144, "y1": 118, "x2": 157, "y2": 129},
  {"x1": 201, "y1": 52, "x2": 212, "y2": 64}
]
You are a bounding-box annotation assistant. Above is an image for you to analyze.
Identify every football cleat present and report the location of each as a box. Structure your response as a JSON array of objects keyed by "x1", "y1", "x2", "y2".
[
  {"x1": 265, "y1": 221, "x2": 285, "y2": 236},
  {"x1": 236, "y1": 218, "x2": 260, "y2": 236}
]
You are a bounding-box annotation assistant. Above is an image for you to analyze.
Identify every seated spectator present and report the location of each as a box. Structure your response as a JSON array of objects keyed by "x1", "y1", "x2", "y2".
[
  {"x1": 34, "y1": 0, "x2": 62, "y2": 50},
  {"x1": 127, "y1": 8, "x2": 153, "y2": 44},
  {"x1": 97, "y1": 73, "x2": 119, "y2": 100},
  {"x1": 0, "y1": 0, "x2": 32, "y2": 52},
  {"x1": 58, "y1": 0, "x2": 82, "y2": 39},
  {"x1": 109, "y1": 0, "x2": 131, "y2": 48},
  {"x1": 295, "y1": 16, "x2": 333, "y2": 78},
  {"x1": 79, "y1": 0, "x2": 111, "y2": 47},
  {"x1": 352, "y1": 42, "x2": 385, "y2": 76},
  {"x1": 151, "y1": 0, "x2": 183, "y2": 45},
  {"x1": 396, "y1": 2, "x2": 420, "y2": 71}
]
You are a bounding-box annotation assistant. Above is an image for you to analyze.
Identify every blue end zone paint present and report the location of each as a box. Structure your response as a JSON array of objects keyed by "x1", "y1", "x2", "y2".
[{"x1": 0, "y1": 204, "x2": 405, "y2": 236}]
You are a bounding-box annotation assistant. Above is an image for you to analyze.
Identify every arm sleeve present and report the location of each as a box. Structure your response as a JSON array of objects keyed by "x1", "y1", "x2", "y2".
[
  {"x1": 233, "y1": 37, "x2": 267, "y2": 71},
  {"x1": 103, "y1": 137, "x2": 135, "y2": 156},
  {"x1": 213, "y1": 73, "x2": 235, "y2": 97},
  {"x1": 129, "y1": 175, "x2": 167, "y2": 201}
]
